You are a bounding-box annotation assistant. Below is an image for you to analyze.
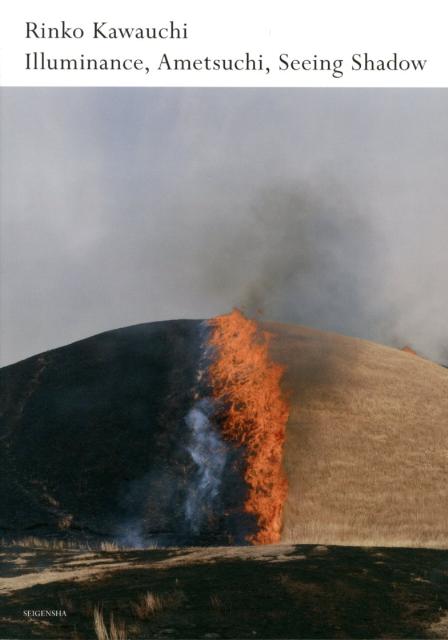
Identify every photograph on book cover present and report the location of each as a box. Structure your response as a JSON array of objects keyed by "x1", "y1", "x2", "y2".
[{"x1": 0, "y1": 88, "x2": 448, "y2": 640}]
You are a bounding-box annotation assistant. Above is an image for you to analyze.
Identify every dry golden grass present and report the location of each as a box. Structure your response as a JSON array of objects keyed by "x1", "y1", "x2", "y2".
[
  {"x1": 93, "y1": 606, "x2": 127, "y2": 640},
  {"x1": 0, "y1": 537, "x2": 159, "y2": 552},
  {"x1": 99, "y1": 541, "x2": 120, "y2": 552},
  {"x1": 0, "y1": 537, "x2": 90, "y2": 550},
  {"x1": 130, "y1": 589, "x2": 185, "y2": 623},
  {"x1": 209, "y1": 593, "x2": 224, "y2": 613},
  {"x1": 429, "y1": 611, "x2": 448, "y2": 638},
  {"x1": 93, "y1": 606, "x2": 109, "y2": 640},
  {"x1": 209, "y1": 592, "x2": 232, "y2": 618},
  {"x1": 132, "y1": 591, "x2": 164, "y2": 619},
  {"x1": 265, "y1": 322, "x2": 448, "y2": 548}
]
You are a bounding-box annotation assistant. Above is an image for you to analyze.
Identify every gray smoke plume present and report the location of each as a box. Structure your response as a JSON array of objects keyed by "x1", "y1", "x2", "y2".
[
  {"x1": 198, "y1": 183, "x2": 390, "y2": 344},
  {"x1": 1, "y1": 89, "x2": 447, "y2": 365},
  {"x1": 115, "y1": 519, "x2": 146, "y2": 549},
  {"x1": 184, "y1": 398, "x2": 228, "y2": 534},
  {"x1": 114, "y1": 472, "x2": 156, "y2": 549}
]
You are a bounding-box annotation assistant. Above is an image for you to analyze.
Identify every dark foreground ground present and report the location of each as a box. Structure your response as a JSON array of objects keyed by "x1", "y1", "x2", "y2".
[{"x1": 1, "y1": 543, "x2": 448, "y2": 640}]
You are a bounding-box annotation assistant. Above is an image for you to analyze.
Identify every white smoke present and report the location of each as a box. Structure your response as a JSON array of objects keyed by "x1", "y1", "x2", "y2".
[
  {"x1": 115, "y1": 520, "x2": 146, "y2": 549},
  {"x1": 184, "y1": 398, "x2": 228, "y2": 534}
]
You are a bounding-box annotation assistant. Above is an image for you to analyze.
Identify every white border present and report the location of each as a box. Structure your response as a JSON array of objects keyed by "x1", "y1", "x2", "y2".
[{"x1": 1, "y1": 0, "x2": 447, "y2": 87}]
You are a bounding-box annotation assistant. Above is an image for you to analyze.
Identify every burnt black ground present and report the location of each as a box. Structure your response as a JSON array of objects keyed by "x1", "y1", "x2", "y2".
[
  {"x1": 1, "y1": 544, "x2": 448, "y2": 639},
  {"x1": 0, "y1": 320, "x2": 250, "y2": 544}
]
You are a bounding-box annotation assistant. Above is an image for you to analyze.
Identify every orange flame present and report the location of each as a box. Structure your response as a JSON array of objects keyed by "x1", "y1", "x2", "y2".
[
  {"x1": 402, "y1": 346, "x2": 417, "y2": 356},
  {"x1": 207, "y1": 309, "x2": 289, "y2": 544}
]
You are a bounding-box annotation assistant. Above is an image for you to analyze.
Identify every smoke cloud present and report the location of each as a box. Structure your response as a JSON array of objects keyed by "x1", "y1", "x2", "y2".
[
  {"x1": 1, "y1": 89, "x2": 447, "y2": 364},
  {"x1": 184, "y1": 398, "x2": 228, "y2": 534}
]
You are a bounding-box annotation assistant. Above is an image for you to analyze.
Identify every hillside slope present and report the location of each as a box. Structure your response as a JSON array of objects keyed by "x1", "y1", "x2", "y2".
[
  {"x1": 1, "y1": 319, "x2": 447, "y2": 547},
  {"x1": 266, "y1": 323, "x2": 448, "y2": 547},
  {"x1": 0, "y1": 321, "x2": 205, "y2": 543}
]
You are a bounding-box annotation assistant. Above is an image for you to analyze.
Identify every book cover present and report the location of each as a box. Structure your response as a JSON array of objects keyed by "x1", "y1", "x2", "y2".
[{"x1": 1, "y1": 2, "x2": 447, "y2": 639}]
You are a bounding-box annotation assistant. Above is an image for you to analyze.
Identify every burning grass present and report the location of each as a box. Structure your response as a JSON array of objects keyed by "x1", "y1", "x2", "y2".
[{"x1": 207, "y1": 309, "x2": 289, "y2": 544}]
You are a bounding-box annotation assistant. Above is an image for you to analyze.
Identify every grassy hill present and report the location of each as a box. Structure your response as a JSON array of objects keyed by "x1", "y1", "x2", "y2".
[
  {"x1": 266, "y1": 322, "x2": 448, "y2": 548},
  {"x1": 1, "y1": 318, "x2": 447, "y2": 548}
]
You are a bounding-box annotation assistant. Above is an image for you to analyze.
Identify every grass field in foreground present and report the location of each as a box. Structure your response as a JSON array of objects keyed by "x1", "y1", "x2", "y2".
[{"x1": 1, "y1": 542, "x2": 448, "y2": 639}]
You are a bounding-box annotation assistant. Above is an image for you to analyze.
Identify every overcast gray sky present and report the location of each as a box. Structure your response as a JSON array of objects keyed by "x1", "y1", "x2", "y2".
[{"x1": 1, "y1": 88, "x2": 447, "y2": 366}]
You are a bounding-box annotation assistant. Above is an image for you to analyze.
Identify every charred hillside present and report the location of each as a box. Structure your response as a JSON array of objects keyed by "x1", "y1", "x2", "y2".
[
  {"x1": 2, "y1": 316, "x2": 448, "y2": 549},
  {"x1": 0, "y1": 320, "x2": 250, "y2": 545}
]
